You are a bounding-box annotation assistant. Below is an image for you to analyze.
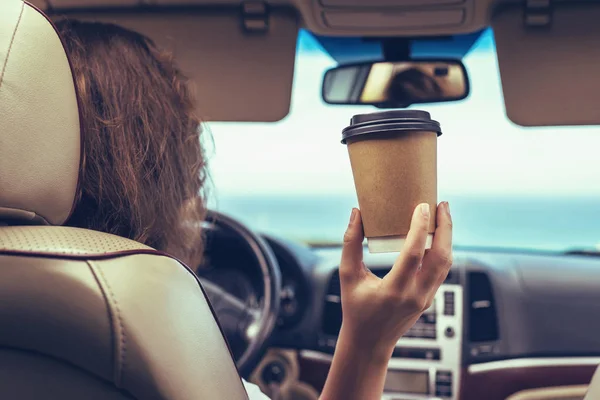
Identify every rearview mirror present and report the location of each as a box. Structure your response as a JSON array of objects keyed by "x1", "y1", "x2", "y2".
[{"x1": 322, "y1": 60, "x2": 469, "y2": 108}]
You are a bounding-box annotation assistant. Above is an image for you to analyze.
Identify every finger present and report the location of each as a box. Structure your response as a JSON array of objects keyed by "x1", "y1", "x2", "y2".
[
  {"x1": 387, "y1": 203, "x2": 431, "y2": 287},
  {"x1": 339, "y1": 208, "x2": 365, "y2": 283},
  {"x1": 419, "y1": 201, "x2": 453, "y2": 293},
  {"x1": 423, "y1": 253, "x2": 452, "y2": 308}
]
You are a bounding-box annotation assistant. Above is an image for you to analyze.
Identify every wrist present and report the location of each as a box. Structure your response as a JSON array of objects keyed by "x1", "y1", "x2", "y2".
[{"x1": 336, "y1": 325, "x2": 395, "y2": 366}]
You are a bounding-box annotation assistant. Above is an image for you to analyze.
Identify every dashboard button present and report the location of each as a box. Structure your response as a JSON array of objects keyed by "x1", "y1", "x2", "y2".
[
  {"x1": 436, "y1": 386, "x2": 453, "y2": 397},
  {"x1": 424, "y1": 349, "x2": 440, "y2": 360},
  {"x1": 478, "y1": 344, "x2": 494, "y2": 355},
  {"x1": 435, "y1": 377, "x2": 453, "y2": 397},
  {"x1": 393, "y1": 347, "x2": 441, "y2": 360},
  {"x1": 423, "y1": 327, "x2": 437, "y2": 339},
  {"x1": 443, "y1": 291, "x2": 455, "y2": 316},
  {"x1": 445, "y1": 326, "x2": 455, "y2": 338},
  {"x1": 436, "y1": 370, "x2": 452, "y2": 383},
  {"x1": 424, "y1": 313, "x2": 436, "y2": 324},
  {"x1": 411, "y1": 326, "x2": 424, "y2": 337}
]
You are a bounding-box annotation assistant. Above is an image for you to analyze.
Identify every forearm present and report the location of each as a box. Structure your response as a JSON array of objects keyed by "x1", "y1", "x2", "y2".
[{"x1": 319, "y1": 328, "x2": 394, "y2": 400}]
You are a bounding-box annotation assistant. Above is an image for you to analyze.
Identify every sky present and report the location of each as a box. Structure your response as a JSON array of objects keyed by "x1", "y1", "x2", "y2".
[{"x1": 205, "y1": 29, "x2": 600, "y2": 200}]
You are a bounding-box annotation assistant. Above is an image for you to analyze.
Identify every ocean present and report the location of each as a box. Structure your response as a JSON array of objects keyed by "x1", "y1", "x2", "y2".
[{"x1": 211, "y1": 194, "x2": 600, "y2": 252}]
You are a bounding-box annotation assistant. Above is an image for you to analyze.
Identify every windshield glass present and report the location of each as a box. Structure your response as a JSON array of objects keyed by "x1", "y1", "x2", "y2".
[{"x1": 206, "y1": 29, "x2": 600, "y2": 252}]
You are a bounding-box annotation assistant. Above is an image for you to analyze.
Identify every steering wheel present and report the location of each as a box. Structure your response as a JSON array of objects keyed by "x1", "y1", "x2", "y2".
[{"x1": 198, "y1": 210, "x2": 282, "y2": 377}]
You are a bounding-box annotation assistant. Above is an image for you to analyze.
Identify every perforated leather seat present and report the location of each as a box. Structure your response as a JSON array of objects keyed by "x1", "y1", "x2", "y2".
[{"x1": 0, "y1": 1, "x2": 247, "y2": 398}]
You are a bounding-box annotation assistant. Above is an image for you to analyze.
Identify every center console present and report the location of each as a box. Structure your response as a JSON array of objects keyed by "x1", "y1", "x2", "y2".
[
  {"x1": 383, "y1": 282, "x2": 462, "y2": 400},
  {"x1": 315, "y1": 269, "x2": 462, "y2": 400}
]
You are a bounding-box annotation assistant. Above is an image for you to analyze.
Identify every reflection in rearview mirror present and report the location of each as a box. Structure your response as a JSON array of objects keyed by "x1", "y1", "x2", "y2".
[{"x1": 322, "y1": 60, "x2": 469, "y2": 108}]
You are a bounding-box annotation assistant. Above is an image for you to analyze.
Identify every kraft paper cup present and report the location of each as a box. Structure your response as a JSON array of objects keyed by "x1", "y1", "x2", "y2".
[{"x1": 342, "y1": 110, "x2": 442, "y2": 253}]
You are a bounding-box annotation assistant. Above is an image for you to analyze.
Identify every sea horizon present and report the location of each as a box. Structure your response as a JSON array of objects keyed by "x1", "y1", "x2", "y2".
[{"x1": 208, "y1": 193, "x2": 600, "y2": 252}]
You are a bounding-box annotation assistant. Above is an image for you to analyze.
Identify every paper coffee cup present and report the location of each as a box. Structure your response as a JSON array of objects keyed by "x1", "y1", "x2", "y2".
[{"x1": 342, "y1": 110, "x2": 442, "y2": 253}]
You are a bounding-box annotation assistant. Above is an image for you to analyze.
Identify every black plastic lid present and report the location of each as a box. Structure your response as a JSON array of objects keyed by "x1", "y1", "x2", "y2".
[{"x1": 342, "y1": 109, "x2": 442, "y2": 144}]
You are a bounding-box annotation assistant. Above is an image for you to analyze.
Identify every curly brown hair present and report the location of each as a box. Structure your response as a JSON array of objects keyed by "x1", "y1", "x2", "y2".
[{"x1": 57, "y1": 20, "x2": 207, "y2": 268}]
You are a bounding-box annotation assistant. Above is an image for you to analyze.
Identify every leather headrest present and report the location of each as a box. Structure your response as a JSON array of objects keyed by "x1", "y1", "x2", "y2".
[{"x1": 0, "y1": 0, "x2": 81, "y2": 226}]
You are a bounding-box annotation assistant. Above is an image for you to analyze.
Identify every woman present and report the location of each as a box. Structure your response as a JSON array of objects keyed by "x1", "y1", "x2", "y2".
[
  {"x1": 387, "y1": 67, "x2": 444, "y2": 105},
  {"x1": 58, "y1": 20, "x2": 453, "y2": 400}
]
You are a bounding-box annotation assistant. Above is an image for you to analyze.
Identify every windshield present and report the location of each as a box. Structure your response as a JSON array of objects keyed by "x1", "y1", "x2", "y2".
[{"x1": 206, "y1": 29, "x2": 600, "y2": 252}]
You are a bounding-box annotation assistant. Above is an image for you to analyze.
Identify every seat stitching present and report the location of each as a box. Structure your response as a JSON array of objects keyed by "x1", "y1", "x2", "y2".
[
  {"x1": 86, "y1": 260, "x2": 118, "y2": 384},
  {"x1": 0, "y1": 1, "x2": 24, "y2": 90},
  {"x1": 88, "y1": 260, "x2": 127, "y2": 387}
]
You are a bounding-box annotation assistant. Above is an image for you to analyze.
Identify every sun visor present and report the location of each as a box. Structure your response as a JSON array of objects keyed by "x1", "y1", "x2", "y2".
[
  {"x1": 492, "y1": 3, "x2": 600, "y2": 127},
  {"x1": 59, "y1": 7, "x2": 298, "y2": 122}
]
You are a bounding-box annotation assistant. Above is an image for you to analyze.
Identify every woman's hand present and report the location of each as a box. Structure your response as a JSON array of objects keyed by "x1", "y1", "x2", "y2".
[
  {"x1": 338, "y1": 202, "x2": 453, "y2": 360},
  {"x1": 319, "y1": 202, "x2": 453, "y2": 400}
]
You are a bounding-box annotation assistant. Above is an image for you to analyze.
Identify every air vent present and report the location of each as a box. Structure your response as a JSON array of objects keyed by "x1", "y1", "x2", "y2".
[
  {"x1": 467, "y1": 272, "x2": 499, "y2": 342},
  {"x1": 372, "y1": 267, "x2": 458, "y2": 284},
  {"x1": 326, "y1": 270, "x2": 341, "y2": 297},
  {"x1": 445, "y1": 268, "x2": 459, "y2": 284},
  {"x1": 321, "y1": 270, "x2": 342, "y2": 336}
]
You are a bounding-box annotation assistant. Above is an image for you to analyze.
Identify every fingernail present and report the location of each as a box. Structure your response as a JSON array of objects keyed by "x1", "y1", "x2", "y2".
[
  {"x1": 444, "y1": 201, "x2": 451, "y2": 216},
  {"x1": 420, "y1": 203, "x2": 430, "y2": 218},
  {"x1": 349, "y1": 208, "x2": 357, "y2": 224}
]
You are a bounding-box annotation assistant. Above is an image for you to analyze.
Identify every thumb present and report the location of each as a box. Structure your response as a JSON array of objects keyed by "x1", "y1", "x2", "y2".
[{"x1": 339, "y1": 208, "x2": 365, "y2": 283}]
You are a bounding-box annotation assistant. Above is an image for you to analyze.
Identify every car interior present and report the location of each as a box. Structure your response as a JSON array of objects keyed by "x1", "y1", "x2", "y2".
[{"x1": 2, "y1": 0, "x2": 600, "y2": 400}]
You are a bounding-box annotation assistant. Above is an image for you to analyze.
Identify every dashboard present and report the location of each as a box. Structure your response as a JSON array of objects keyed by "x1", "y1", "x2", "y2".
[{"x1": 201, "y1": 231, "x2": 600, "y2": 400}]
